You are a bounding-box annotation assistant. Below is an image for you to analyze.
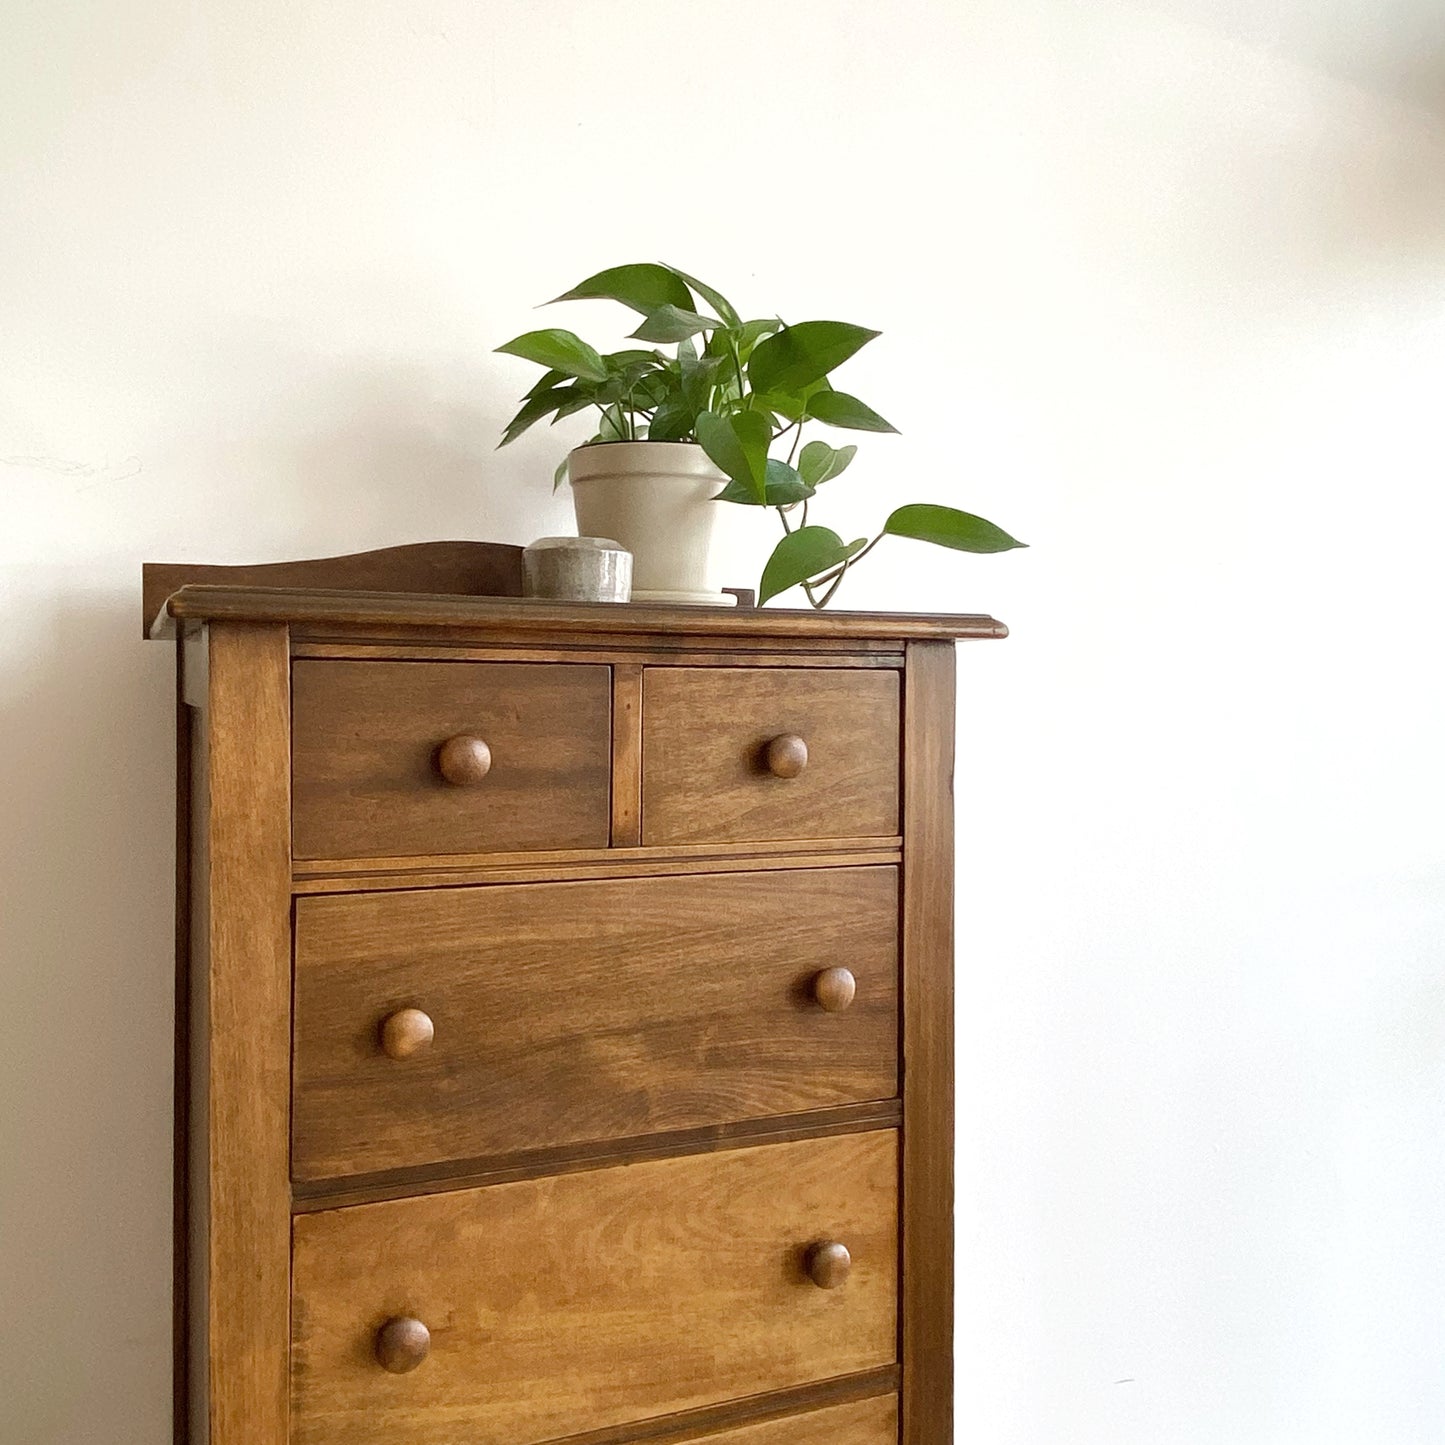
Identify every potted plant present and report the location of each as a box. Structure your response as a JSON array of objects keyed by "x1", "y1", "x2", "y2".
[{"x1": 497, "y1": 262, "x2": 1025, "y2": 607}]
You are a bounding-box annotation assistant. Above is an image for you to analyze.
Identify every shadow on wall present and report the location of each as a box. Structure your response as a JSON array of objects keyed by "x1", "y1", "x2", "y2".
[{"x1": 0, "y1": 581, "x2": 175, "y2": 1439}]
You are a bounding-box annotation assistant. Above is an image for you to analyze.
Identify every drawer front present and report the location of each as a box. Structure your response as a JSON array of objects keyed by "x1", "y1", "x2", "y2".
[
  {"x1": 291, "y1": 660, "x2": 611, "y2": 859},
  {"x1": 292, "y1": 867, "x2": 899, "y2": 1183},
  {"x1": 707, "y1": 1397, "x2": 898, "y2": 1444},
  {"x1": 290, "y1": 1132, "x2": 898, "y2": 1445},
  {"x1": 641, "y1": 668, "x2": 900, "y2": 846}
]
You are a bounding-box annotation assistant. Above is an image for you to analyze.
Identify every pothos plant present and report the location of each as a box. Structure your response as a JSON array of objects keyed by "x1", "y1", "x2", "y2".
[{"x1": 497, "y1": 262, "x2": 1025, "y2": 607}]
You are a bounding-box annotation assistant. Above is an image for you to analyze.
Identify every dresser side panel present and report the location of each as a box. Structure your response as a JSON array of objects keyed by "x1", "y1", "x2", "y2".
[
  {"x1": 900, "y1": 640, "x2": 957, "y2": 1443},
  {"x1": 199, "y1": 622, "x2": 292, "y2": 1445}
]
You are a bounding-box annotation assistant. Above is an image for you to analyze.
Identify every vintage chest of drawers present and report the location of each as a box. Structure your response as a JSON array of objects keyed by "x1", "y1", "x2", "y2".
[{"x1": 144, "y1": 542, "x2": 1006, "y2": 1445}]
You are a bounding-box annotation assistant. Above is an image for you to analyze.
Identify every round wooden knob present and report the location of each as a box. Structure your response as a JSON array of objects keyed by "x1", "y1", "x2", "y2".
[
  {"x1": 806, "y1": 1241, "x2": 852, "y2": 1290},
  {"x1": 375, "y1": 1316, "x2": 430, "y2": 1373},
  {"x1": 436, "y1": 734, "x2": 492, "y2": 786},
  {"x1": 380, "y1": 1007, "x2": 434, "y2": 1060},
  {"x1": 765, "y1": 734, "x2": 808, "y2": 779},
  {"x1": 812, "y1": 967, "x2": 856, "y2": 1014}
]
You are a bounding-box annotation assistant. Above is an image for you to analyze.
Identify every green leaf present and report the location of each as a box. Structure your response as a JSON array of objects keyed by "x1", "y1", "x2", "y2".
[
  {"x1": 629, "y1": 305, "x2": 724, "y2": 344},
  {"x1": 883, "y1": 504, "x2": 1027, "y2": 553},
  {"x1": 738, "y1": 318, "x2": 782, "y2": 361},
  {"x1": 757, "y1": 377, "x2": 832, "y2": 424},
  {"x1": 661, "y1": 265, "x2": 741, "y2": 328},
  {"x1": 496, "y1": 328, "x2": 608, "y2": 383},
  {"x1": 798, "y1": 440, "x2": 858, "y2": 486},
  {"x1": 596, "y1": 404, "x2": 629, "y2": 442},
  {"x1": 521, "y1": 367, "x2": 568, "y2": 400},
  {"x1": 550, "y1": 391, "x2": 596, "y2": 423},
  {"x1": 553, "y1": 455, "x2": 571, "y2": 492},
  {"x1": 716, "y1": 459, "x2": 815, "y2": 506},
  {"x1": 552, "y1": 263, "x2": 693, "y2": 315},
  {"x1": 747, "y1": 321, "x2": 880, "y2": 396},
  {"x1": 759, "y1": 526, "x2": 869, "y2": 604},
  {"x1": 498, "y1": 385, "x2": 576, "y2": 447},
  {"x1": 602, "y1": 348, "x2": 661, "y2": 368},
  {"x1": 647, "y1": 397, "x2": 695, "y2": 441},
  {"x1": 806, "y1": 390, "x2": 898, "y2": 433},
  {"x1": 695, "y1": 409, "x2": 770, "y2": 502}
]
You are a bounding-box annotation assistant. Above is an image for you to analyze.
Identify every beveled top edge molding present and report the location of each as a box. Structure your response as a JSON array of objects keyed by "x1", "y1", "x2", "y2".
[{"x1": 151, "y1": 583, "x2": 1008, "y2": 643}]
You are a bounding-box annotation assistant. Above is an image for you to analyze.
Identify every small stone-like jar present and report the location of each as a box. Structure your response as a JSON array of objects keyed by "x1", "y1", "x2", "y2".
[{"x1": 522, "y1": 536, "x2": 633, "y2": 603}]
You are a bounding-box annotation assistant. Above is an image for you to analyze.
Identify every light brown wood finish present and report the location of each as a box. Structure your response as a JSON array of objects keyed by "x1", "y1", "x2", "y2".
[
  {"x1": 293, "y1": 640, "x2": 905, "y2": 669},
  {"x1": 290, "y1": 1132, "x2": 899, "y2": 1445},
  {"x1": 142, "y1": 540, "x2": 524, "y2": 636},
  {"x1": 611, "y1": 662, "x2": 643, "y2": 846},
  {"x1": 193, "y1": 622, "x2": 292, "y2": 1444},
  {"x1": 157, "y1": 582, "x2": 1007, "y2": 643},
  {"x1": 290, "y1": 837, "x2": 902, "y2": 892},
  {"x1": 378, "y1": 1008, "x2": 434, "y2": 1061},
  {"x1": 648, "y1": 1395, "x2": 897, "y2": 1445},
  {"x1": 900, "y1": 640, "x2": 957, "y2": 1445},
  {"x1": 533, "y1": 1377, "x2": 898, "y2": 1445},
  {"x1": 642, "y1": 669, "x2": 900, "y2": 846},
  {"x1": 291, "y1": 867, "x2": 900, "y2": 1183},
  {"x1": 806, "y1": 1241, "x2": 853, "y2": 1290},
  {"x1": 291, "y1": 659, "x2": 611, "y2": 858},
  {"x1": 433, "y1": 733, "x2": 492, "y2": 784},
  {"x1": 812, "y1": 966, "x2": 857, "y2": 1013},
  {"x1": 374, "y1": 1318, "x2": 430, "y2": 1375},
  {"x1": 292, "y1": 1099, "x2": 903, "y2": 1213}
]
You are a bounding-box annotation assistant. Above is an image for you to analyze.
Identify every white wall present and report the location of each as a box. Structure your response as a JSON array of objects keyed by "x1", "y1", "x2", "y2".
[{"x1": 4, "y1": 2, "x2": 1444, "y2": 1441}]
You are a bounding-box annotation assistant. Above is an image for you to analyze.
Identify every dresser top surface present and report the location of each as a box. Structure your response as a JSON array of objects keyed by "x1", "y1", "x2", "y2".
[{"x1": 150, "y1": 583, "x2": 1007, "y2": 643}]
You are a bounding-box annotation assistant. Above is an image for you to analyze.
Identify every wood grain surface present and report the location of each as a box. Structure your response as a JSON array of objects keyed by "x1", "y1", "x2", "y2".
[
  {"x1": 900, "y1": 641, "x2": 957, "y2": 1445},
  {"x1": 290, "y1": 1132, "x2": 899, "y2": 1445},
  {"x1": 291, "y1": 659, "x2": 611, "y2": 859},
  {"x1": 691, "y1": 1395, "x2": 897, "y2": 1445},
  {"x1": 196, "y1": 623, "x2": 293, "y2": 1444},
  {"x1": 142, "y1": 540, "x2": 524, "y2": 636},
  {"x1": 641, "y1": 669, "x2": 900, "y2": 846},
  {"x1": 154, "y1": 582, "x2": 1008, "y2": 643},
  {"x1": 292, "y1": 866, "x2": 899, "y2": 1183}
]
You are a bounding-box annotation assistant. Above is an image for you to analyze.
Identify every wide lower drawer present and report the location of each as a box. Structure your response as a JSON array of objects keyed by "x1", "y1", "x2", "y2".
[
  {"x1": 292, "y1": 867, "x2": 899, "y2": 1183},
  {"x1": 290, "y1": 1132, "x2": 899, "y2": 1445},
  {"x1": 698, "y1": 1395, "x2": 898, "y2": 1444},
  {"x1": 291, "y1": 659, "x2": 612, "y2": 859}
]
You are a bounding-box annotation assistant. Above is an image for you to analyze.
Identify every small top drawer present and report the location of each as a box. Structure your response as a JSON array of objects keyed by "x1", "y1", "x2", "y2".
[
  {"x1": 291, "y1": 660, "x2": 611, "y2": 860},
  {"x1": 641, "y1": 668, "x2": 900, "y2": 846}
]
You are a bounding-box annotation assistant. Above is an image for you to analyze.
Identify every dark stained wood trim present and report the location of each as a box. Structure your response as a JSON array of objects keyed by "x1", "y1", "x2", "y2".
[
  {"x1": 152, "y1": 583, "x2": 1008, "y2": 643},
  {"x1": 291, "y1": 841, "x2": 903, "y2": 893},
  {"x1": 611, "y1": 664, "x2": 644, "y2": 846},
  {"x1": 289, "y1": 640, "x2": 904, "y2": 668},
  {"x1": 294, "y1": 837, "x2": 904, "y2": 876},
  {"x1": 291, "y1": 1104, "x2": 903, "y2": 1213},
  {"x1": 900, "y1": 640, "x2": 957, "y2": 1445},
  {"x1": 172, "y1": 640, "x2": 191, "y2": 1445},
  {"x1": 543, "y1": 1369, "x2": 899, "y2": 1445},
  {"x1": 201, "y1": 624, "x2": 292, "y2": 1443},
  {"x1": 142, "y1": 541, "x2": 523, "y2": 636}
]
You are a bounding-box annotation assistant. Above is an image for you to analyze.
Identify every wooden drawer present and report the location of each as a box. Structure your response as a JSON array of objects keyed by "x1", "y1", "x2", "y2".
[
  {"x1": 291, "y1": 660, "x2": 611, "y2": 860},
  {"x1": 290, "y1": 1132, "x2": 898, "y2": 1445},
  {"x1": 641, "y1": 668, "x2": 900, "y2": 845},
  {"x1": 707, "y1": 1397, "x2": 898, "y2": 1444},
  {"x1": 292, "y1": 866, "x2": 899, "y2": 1183}
]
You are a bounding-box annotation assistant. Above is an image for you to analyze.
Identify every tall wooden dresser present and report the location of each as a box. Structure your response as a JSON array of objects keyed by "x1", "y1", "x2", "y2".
[{"x1": 144, "y1": 543, "x2": 1006, "y2": 1445}]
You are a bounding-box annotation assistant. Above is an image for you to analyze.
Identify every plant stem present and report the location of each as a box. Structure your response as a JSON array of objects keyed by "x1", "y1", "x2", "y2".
[
  {"x1": 813, "y1": 564, "x2": 851, "y2": 609},
  {"x1": 786, "y1": 420, "x2": 804, "y2": 466}
]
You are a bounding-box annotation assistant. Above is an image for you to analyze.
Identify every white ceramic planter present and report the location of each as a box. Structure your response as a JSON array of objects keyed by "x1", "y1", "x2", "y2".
[{"x1": 568, "y1": 441, "x2": 734, "y2": 606}]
